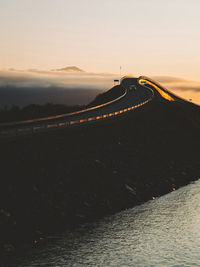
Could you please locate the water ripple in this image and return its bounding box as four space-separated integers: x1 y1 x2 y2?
22 179 200 267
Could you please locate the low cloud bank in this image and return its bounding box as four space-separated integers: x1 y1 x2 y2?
153 76 200 92
152 76 200 105
0 69 200 108
0 69 116 88
0 69 117 108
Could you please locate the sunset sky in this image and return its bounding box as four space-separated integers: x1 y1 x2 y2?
1 0 200 105
1 0 200 78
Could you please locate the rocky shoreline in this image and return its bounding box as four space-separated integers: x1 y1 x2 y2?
0 95 200 263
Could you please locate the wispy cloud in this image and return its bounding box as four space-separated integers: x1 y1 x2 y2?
152 76 200 104
0 69 118 108
1 69 200 108
0 69 117 88
152 76 187 84
152 76 200 92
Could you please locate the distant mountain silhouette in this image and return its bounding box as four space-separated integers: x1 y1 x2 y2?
52 66 85 72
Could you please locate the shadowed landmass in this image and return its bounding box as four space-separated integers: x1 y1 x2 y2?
87 85 125 107
0 86 102 109
0 85 124 124
0 79 200 263
0 103 84 124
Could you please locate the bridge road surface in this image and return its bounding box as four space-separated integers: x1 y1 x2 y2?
0 78 154 138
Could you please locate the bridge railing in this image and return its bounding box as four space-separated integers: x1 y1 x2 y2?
0 87 127 132
0 97 153 138
0 77 157 138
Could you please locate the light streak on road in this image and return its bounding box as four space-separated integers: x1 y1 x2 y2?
139 79 174 101
0 75 180 138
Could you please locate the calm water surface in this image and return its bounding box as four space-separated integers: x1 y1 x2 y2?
22 179 200 267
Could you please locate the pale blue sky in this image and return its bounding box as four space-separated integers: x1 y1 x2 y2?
1 0 200 79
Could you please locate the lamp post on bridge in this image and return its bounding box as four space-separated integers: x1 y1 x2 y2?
114 66 122 86
114 79 119 86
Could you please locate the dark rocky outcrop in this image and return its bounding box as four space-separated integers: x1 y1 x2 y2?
0 86 200 261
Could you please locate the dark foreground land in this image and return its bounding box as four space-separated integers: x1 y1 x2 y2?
0 91 200 261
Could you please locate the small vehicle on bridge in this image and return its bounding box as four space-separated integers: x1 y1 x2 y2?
129 85 136 91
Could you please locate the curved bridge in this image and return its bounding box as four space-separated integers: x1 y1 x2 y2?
0 77 176 138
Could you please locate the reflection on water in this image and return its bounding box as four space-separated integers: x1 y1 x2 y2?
22 179 200 267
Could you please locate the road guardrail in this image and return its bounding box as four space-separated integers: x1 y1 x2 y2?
0 98 153 138
0 77 155 138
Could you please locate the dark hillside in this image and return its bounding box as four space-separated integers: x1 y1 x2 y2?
0 103 85 124
0 90 200 259
88 85 125 107
0 85 123 124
